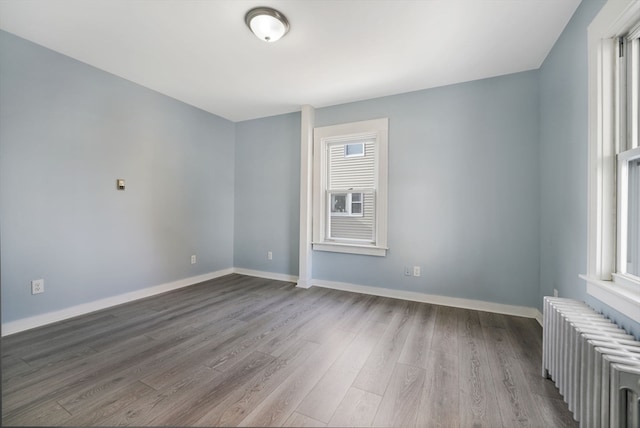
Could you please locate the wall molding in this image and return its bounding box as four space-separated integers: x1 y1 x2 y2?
233 268 298 283
534 309 543 326
311 278 543 323
298 105 315 289
2 268 544 336
295 278 313 289
1 268 234 337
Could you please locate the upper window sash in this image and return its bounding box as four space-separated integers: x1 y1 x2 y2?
618 36 640 153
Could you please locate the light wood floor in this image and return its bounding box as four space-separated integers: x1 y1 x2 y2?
2 274 577 427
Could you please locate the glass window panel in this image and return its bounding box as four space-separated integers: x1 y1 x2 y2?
331 194 347 213
628 158 640 276
345 142 364 157
327 190 375 242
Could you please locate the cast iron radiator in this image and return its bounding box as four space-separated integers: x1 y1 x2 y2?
542 297 640 427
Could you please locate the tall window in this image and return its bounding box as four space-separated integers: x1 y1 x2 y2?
585 2 640 324
616 35 640 285
312 118 388 256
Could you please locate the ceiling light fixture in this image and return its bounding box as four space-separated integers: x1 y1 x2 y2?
245 7 290 43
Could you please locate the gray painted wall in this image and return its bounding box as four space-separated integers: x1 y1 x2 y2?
311 72 541 308
539 0 640 338
234 113 300 276
0 31 235 324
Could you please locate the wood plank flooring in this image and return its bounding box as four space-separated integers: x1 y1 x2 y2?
2 274 577 427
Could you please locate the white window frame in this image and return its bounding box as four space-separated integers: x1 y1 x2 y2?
312 118 388 256
330 191 364 217
584 0 640 323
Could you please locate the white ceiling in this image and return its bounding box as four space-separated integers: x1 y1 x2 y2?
0 0 581 122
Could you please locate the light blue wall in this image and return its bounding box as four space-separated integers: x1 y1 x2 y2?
234 113 300 275
0 31 235 324
231 72 540 309
311 72 541 308
539 0 640 338
5 0 638 336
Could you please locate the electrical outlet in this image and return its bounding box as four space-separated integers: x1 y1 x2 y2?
191 255 197 264
413 266 421 277
267 251 273 260
553 288 559 297
31 279 44 295
404 266 412 276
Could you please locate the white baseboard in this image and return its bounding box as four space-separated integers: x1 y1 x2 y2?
2 268 543 336
1 268 234 337
311 279 543 321
233 267 298 283
533 309 543 326
295 278 312 289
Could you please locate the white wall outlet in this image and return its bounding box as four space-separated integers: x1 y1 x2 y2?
267 251 273 260
31 279 44 295
404 266 412 276
413 266 421 277
553 288 559 297
191 255 197 264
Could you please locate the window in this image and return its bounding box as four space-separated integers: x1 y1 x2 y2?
616 35 640 285
312 118 388 256
619 149 640 278
584 2 640 323
330 192 363 217
345 142 364 157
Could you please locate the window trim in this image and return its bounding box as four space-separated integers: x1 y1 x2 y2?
312 118 388 257
585 0 640 323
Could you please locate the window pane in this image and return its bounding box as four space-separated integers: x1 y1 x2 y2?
351 192 362 202
327 191 374 242
628 158 640 276
331 194 347 213
329 142 375 189
345 142 364 157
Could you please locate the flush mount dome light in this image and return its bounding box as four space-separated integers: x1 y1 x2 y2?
245 7 290 42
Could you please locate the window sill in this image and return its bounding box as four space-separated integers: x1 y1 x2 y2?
312 242 387 257
581 274 640 323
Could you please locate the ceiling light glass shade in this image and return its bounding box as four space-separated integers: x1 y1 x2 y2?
245 7 289 42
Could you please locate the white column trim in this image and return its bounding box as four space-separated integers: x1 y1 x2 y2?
297 105 315 289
